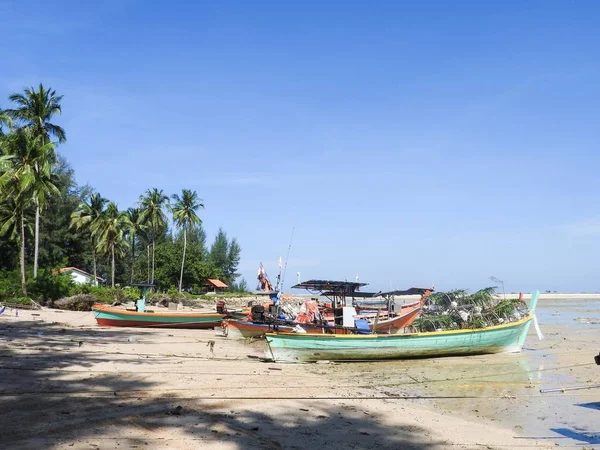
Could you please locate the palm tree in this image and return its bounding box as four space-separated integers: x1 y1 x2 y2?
70 193 108 285
92 202 130 288
171 189 204 293
6 84 66 279
0 195 32 295
0 130 58 293
6 84 66 144
124 207 144 284
138 188 169 284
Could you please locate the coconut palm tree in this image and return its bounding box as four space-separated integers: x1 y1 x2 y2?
125 207 144 284
70 193 108 285
0 130 58 291
138 188 169 284
171 189 204 293
0 195 32 295
6 84 66 144
6 84 66 278
92 202 130 288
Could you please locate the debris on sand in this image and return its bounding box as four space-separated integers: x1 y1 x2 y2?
168 405 183 416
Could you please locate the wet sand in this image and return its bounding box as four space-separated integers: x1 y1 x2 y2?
0 298 598 449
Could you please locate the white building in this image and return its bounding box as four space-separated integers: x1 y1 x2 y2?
58 267 104 286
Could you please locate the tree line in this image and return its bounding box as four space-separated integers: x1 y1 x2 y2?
0 84 244 299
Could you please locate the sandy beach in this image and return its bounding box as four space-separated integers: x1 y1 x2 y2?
0 297 598 450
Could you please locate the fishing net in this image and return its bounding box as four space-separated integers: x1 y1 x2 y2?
410 288 529 332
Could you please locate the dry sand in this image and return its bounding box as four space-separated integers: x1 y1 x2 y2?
0 299 598 450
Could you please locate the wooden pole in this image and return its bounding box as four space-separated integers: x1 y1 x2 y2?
540 384 600 393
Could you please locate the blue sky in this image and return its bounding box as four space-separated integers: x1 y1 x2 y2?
1 1 600 292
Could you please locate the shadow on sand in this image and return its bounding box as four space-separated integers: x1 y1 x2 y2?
0 320 440 449
550 427 600 445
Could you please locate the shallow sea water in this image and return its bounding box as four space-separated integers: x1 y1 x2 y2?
340 297 600 448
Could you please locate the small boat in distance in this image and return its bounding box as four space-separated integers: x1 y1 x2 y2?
92 283 243 329
264 291 541 363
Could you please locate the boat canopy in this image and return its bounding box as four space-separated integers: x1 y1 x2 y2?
292 280 367 294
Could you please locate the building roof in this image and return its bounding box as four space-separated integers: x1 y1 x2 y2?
206 279 228 288
58 267 104 281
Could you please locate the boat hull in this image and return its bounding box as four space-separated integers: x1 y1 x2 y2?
371 306 422 334
92 304 227 329
265 316 533 362
225 320 296 339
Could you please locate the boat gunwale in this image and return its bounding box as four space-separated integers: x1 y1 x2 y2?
265 315 532 339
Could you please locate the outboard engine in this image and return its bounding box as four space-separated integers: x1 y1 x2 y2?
216 301 226 314
251 305 265 322
269 304 279 317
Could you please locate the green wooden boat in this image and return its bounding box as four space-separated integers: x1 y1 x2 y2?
264 291 540 362
92 283 246 329
92 303 233 328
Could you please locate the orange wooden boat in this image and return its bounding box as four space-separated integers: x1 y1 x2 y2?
224 298 425 339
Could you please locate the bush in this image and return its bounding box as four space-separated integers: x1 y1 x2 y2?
0 270 24 300
70 285 140 303
5 296 34 306
229 278 249 293
27 270 74 304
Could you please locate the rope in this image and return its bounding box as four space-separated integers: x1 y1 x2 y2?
0 391 596 399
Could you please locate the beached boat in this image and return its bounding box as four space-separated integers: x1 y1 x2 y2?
225 304 423 339
92 304 233 328
264 291 540 362
224 281 430 339
92 283 244 329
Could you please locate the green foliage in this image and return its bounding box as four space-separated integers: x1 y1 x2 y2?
92 202 130 287
428 287 496 308
27 270 73 302
167 286 179 296
40 157 91 270
151 233 222 291
209 228 241 286
70 285 139 303
171 189 204 292
5 296 34 306
415 287 529 332
6 83 66 144
0 270 23 298
411 315 457 332
0 237 18 270
230 278 249 293
210 228 228 271
494 298 528 319
468 317 487 329
171 189 203 231
226 238 241 284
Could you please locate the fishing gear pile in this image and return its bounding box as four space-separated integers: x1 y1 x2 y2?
410 287 529 332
